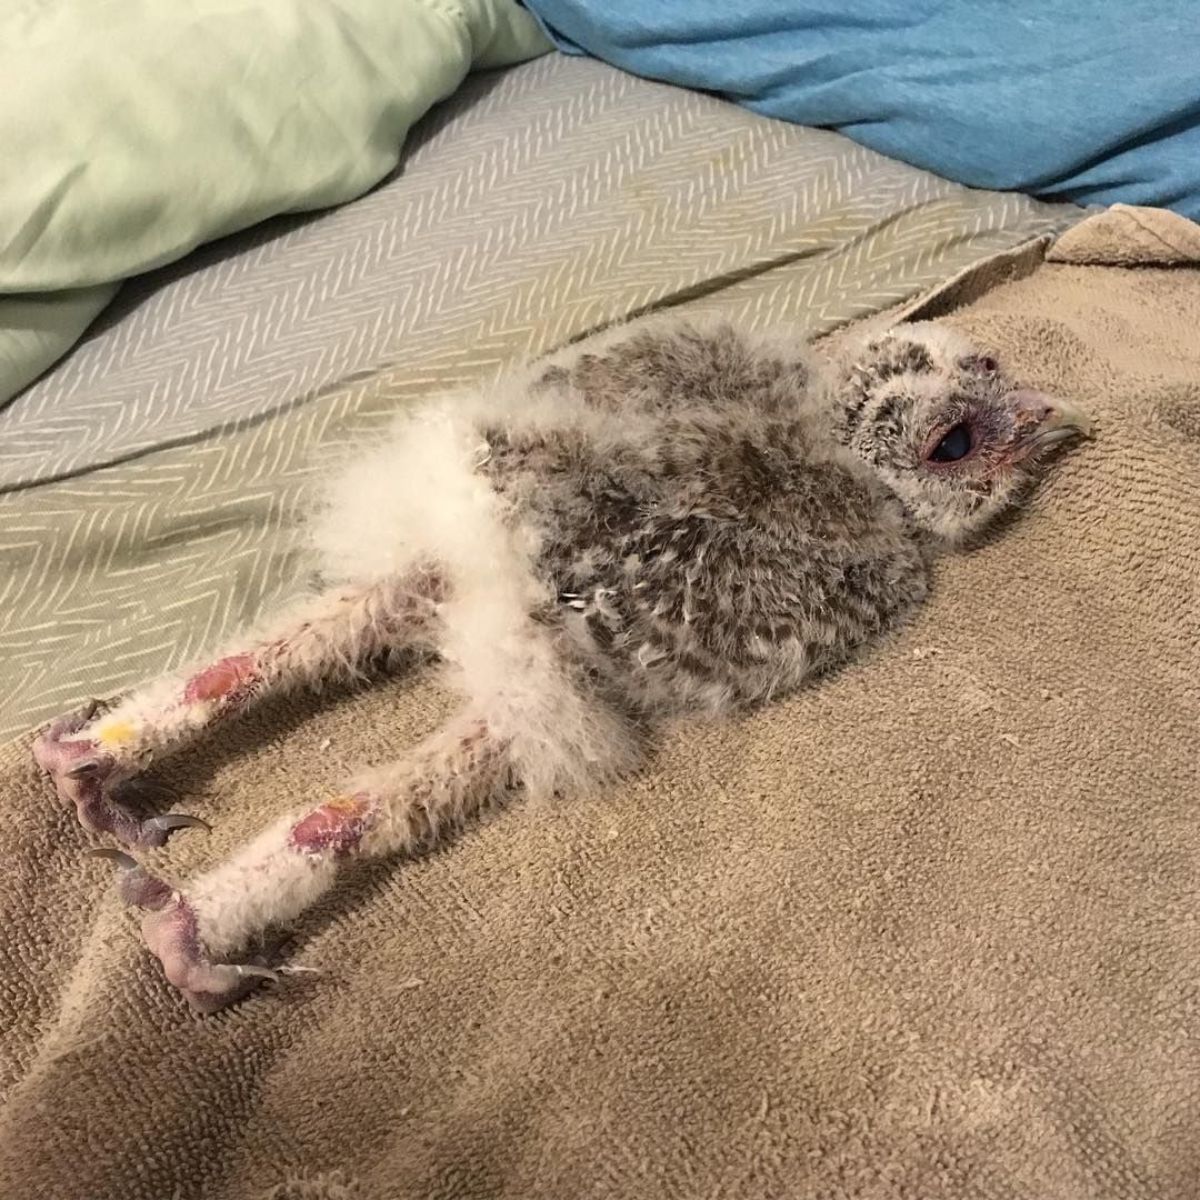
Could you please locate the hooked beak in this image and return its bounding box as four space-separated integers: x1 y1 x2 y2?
1009 389 1093 460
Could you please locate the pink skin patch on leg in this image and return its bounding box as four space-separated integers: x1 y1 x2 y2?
183 653 259 705
33 729 104 778
289 793 375 856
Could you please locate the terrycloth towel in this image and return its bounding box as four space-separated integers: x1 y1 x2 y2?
1 207 1197 1199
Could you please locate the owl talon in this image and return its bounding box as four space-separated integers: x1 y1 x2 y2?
143 812 211 837
87 846 174 905
140 895 280 1012
34 709 208 847
64 758 104 779
87 854 268 1008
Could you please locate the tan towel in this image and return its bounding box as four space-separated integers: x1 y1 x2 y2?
1047 203 1200 266
2 208 1198 1199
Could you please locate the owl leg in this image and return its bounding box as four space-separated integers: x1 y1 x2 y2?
99 709 513 1012
33 570 445 847
95 610 639 1011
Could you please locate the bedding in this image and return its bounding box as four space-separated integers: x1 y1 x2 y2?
0 0 551 405
525 0 1200 220
2 201 1198 1199
0 54 1080 741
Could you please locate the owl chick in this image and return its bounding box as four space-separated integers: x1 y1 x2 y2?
33 316 1090 1011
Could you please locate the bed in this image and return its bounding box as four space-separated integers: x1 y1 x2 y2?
4 33 1197 1200
0 52 1078 741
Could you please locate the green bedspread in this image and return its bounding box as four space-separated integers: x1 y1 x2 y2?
0 0 550 403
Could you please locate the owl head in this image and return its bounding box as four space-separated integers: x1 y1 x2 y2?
831 321 1092 543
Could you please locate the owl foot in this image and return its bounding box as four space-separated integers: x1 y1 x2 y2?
34 706 209 847
89 850 281 1013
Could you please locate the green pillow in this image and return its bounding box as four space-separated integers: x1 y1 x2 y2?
0 0 550 405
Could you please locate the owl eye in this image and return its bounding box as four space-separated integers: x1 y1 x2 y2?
928 423 973 463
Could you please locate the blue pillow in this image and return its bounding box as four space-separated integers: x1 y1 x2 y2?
525 0 1200 219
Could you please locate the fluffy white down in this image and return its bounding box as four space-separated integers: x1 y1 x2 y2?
309 383 639 803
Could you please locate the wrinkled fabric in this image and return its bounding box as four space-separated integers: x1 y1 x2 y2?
0 0 550 403
526 0 1200 218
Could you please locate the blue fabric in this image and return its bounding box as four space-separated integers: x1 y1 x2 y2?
524 1 1200 219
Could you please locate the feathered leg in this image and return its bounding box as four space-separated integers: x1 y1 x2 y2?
98 621 638 1011
102 711 512 1011
33 571 444 846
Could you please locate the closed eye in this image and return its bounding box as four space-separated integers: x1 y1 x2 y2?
928 423 973 463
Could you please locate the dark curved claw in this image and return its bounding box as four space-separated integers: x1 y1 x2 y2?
35 703 209 848
85 847 175 910
64 758 105 780
143 812 211 837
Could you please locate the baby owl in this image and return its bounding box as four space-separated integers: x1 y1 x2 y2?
33 315 1091 1011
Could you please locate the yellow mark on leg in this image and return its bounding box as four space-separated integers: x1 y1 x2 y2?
96 718 137 748
325 794 366 815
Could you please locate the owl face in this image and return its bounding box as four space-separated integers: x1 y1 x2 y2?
835 322 1092 543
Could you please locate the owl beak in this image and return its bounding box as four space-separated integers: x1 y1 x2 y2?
1009 389 1093 457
